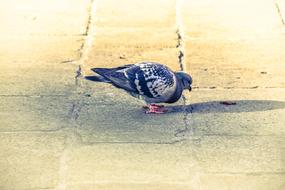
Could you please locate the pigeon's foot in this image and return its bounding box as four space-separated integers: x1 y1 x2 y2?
145 104 167 114
142 104 164 109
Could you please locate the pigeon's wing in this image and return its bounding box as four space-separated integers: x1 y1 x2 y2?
91 65 139 93
126 62 177 99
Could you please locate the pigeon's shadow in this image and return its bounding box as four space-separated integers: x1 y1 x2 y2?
167 100 285 114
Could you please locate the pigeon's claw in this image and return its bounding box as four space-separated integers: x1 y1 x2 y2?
145 104 167 114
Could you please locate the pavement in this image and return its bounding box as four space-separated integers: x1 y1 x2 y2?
0 0 284 189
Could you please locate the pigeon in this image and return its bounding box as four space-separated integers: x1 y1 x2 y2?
85 62 192 114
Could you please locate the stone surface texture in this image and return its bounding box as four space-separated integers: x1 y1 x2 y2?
0 0 284 190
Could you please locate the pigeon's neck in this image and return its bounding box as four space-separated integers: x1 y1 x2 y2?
165 79 183 103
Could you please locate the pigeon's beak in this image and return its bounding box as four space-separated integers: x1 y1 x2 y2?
188 86 192 92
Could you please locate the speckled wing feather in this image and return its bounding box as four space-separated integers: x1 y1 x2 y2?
125 62 177 100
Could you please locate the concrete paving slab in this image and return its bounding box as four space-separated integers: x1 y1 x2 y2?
184 37 285 88
91 28 177 49
0 62 78 95
95 0 176 28
85 27 179 70
180 0 283 38
0 0 90 189
63 135 284 189
85 47 179 72
198 173 285 190
0 36 83 63
0 96 74 131
180 0 285 88
0 0 90 35
65 175 285 190
0 0 88 96
84 0 180 71
184 136 285 173
0 133 65 190
65 143 199 186
182 89 285 136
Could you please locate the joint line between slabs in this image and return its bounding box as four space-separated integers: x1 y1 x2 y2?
275 1 285 26
69 0 97 128
175 0 195 137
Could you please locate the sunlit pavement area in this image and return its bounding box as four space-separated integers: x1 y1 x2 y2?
0 0 285 189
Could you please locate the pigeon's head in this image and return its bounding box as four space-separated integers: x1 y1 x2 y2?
175 71 193 91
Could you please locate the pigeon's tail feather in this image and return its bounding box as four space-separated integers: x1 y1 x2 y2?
91 68 115 75
88 68 116 83
85 75 111 83
91 65 134 76
90 67 138 93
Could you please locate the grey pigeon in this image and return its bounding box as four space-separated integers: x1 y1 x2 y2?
85 62 192 113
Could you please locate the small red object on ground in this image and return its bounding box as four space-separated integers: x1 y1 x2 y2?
220 101 237 106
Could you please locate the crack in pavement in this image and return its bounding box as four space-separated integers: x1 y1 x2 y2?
68 0 97 120
175 0 196 139
275 1 285 26
21 187 55 190
83 0 96 36
69 101 83 122
0 128 66 134
65 127 187 146
75 65 82 87
69 0 97 125
79 138 187 146
78 0 97 66
0 94 68 97
68 0 97 127
56 1 97 189
207 171 285 175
